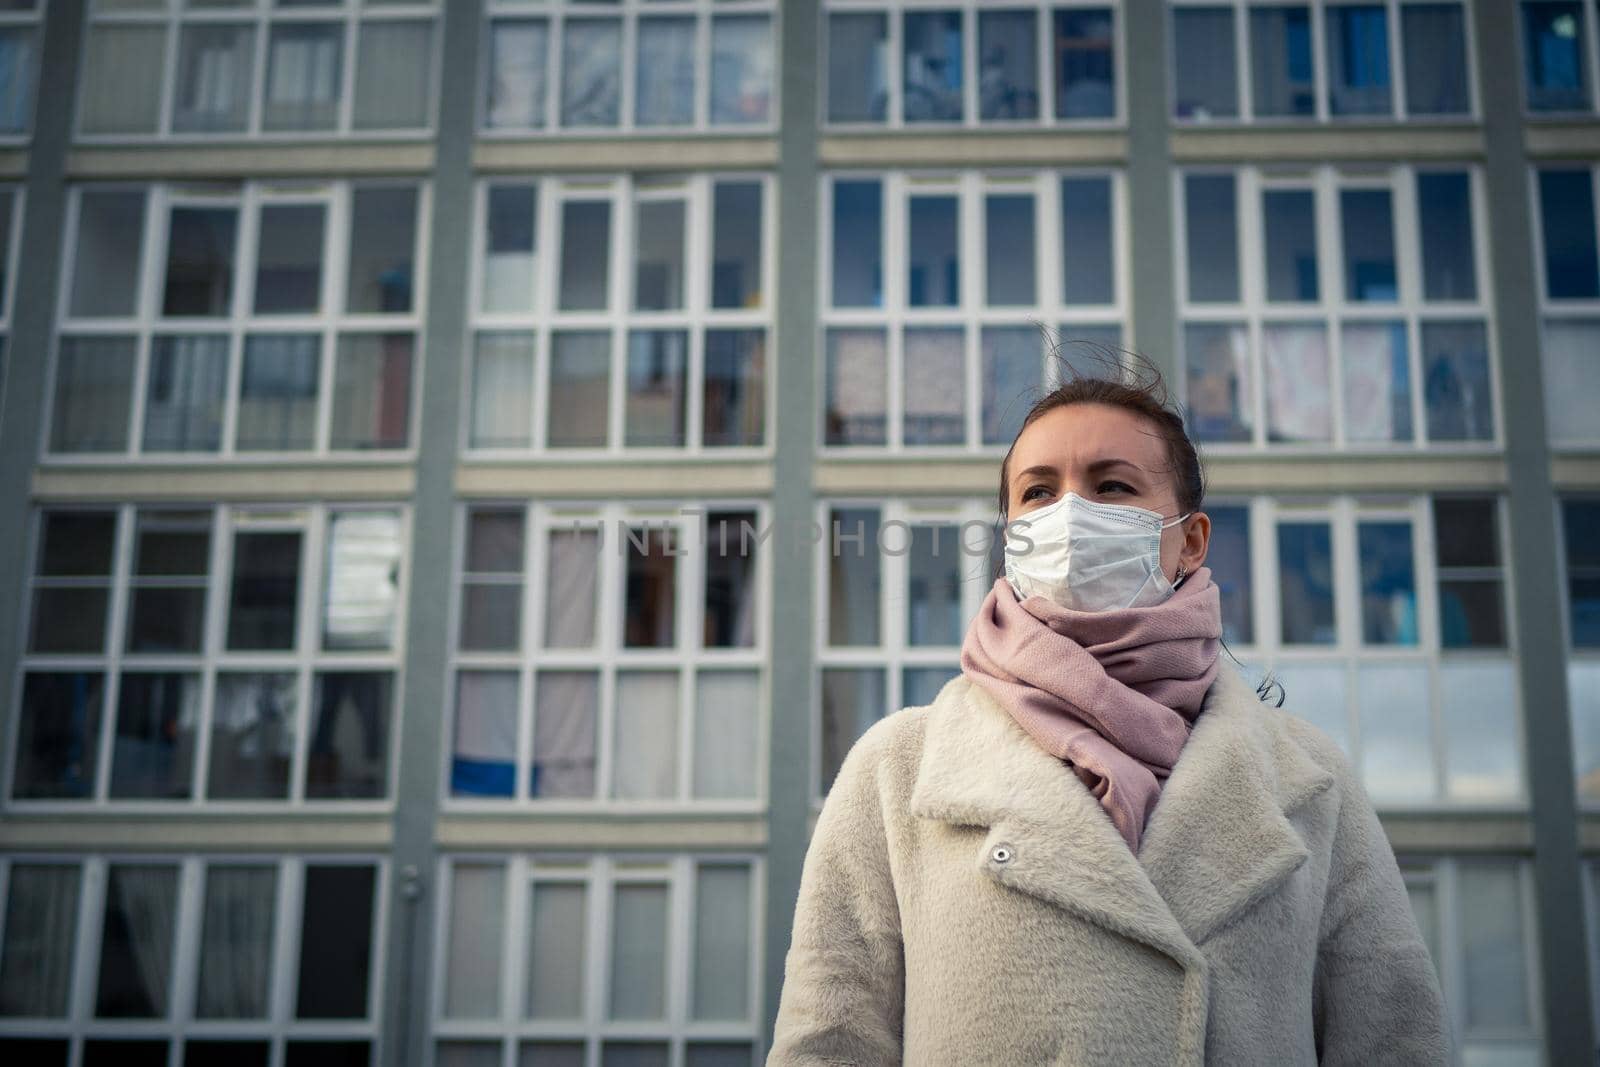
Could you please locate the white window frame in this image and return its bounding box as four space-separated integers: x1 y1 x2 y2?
1515 0 1600 117
462 173 775 457
1529 162 1600 450
821 1 1126 130
0 852 389 1060
45 179 430 463
76 0 442 142
1174 162 1502 453
817 168 1130 454
479 0 780 135
1558 494 1600 811
4 501 411 812
442 499 771 812
0 185 22 431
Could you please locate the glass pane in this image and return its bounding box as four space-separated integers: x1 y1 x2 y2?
559 201 611 310
712 182 762 309
80 26 165 134
979 10 1039 119
1459 862 1531 1027
174 24 254 133
0 865 81 1017
705 509 757 648
283 1043 370 1067
164 207 238 317
603 1047 668 1067
609 884 668 1019
1544 318 1600 444
1416 172 1476 301
904 327 965 446
1206 505 1253 645
346 186 417 313
239 334 319 451
908 195 959 308
908 524 961 645
96 865 178 1018
484 183 538 313
471 332 535 449
1183 322 1252 442
1342 322 1413 443
1325 5 1392 115
703 329 765 446
828 507 881 645
1440 661 1521 801
561 18 620 126
263 23 343 131
437 1045 499 1067
1573 662 1600 800
452 672 518 798
1357 664 1435 801
227 530 302 651
624 526 677 647
1341 188 1397 301
1564 499 1600 646
820 668 885 794
986 194 1036 304
255 204 325 314
1185 174 1239 302
548 331 610 447
305 672 392 798
322 510 402 651
144 334 228 451
694 672 759 799
1421 320 1494 441
1251 6 1315 116
711 15 773 125
527 882 586 1018
1402 5 1469 114
542 527 596 648
331 332 412 449
693 865 750 1020
1173 8 1237 118
1263 189 1318 302
486 20 548 130
533 671 598 798
445 865 505 1019
904 10 963 122
1053 8 1115 119
195 866 277 1019
71 190 147 318
825 328 887 445
1061 176 1114 304
1278 521 1336 644
353 20 431 129
626 330 686 446
109 673 200 799
1262 324 1331 442
981 325 1041 445
613 671 680 799
1273 663 1350 753
84 1041 169 1067
636 17 694 127
13 673 105 799
295 865 375 1019
51 336 135 452
1522 1 1591 111
1357 521 1417 644
1405 878 1442 970
1539 169 1599 299
209 673 296 800
39 509 116 576
686 1045 753 1067
828 12 887 122
831 180 882 307
903 666 958 708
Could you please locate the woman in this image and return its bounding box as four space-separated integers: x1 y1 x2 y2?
767 368 1447 1066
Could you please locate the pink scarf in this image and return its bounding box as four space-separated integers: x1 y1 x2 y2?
959 567 1223 853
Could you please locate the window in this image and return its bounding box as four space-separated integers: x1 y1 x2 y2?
78 0 438 137
1398 858 1543 1065
1534 166 1600 447
0 186 18 430
447 502 765 806
1177 165 1496 450
821 170 1125 450
1521 0 1599 112
0 855 383 1063
0 1 40 137
10 504 406 805
50 181 424 458
824 2 1119 126
1170 0 1473 121
433 854 762 1063
467 175 769 454
1565 498 1600 804
482 0 775 132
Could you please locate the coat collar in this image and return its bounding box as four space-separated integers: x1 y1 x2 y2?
908 665 1336 965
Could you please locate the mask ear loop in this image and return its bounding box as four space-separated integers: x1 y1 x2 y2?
1166 513 1193 588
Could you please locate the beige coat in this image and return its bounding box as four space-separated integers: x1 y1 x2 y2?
767 665 1448 1066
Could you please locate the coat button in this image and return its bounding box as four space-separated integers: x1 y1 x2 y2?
990 843 1014 864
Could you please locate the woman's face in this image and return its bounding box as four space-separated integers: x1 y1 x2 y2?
1005 402 1211 582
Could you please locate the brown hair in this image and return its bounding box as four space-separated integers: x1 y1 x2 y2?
996 344 1206 523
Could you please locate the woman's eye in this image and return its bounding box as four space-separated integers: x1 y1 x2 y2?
1098 480 1135 494
1021 485 1049 502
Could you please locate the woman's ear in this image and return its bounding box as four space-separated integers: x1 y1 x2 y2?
1179 511 1210 577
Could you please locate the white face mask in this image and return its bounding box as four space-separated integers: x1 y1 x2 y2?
1003 492 1190 613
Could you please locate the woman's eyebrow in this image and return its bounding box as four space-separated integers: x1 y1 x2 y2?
1085 458 1147 478
1014 464 1058 482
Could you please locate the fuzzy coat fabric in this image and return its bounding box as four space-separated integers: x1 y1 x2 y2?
767 665 1448 1066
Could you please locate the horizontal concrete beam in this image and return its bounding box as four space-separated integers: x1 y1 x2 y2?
33 463 416 501
435 814 768 850
820 131 1127 168
68 142 435 179
0 814 394 852
475 137 777 173
456 460 774 497
1171 125 1484 162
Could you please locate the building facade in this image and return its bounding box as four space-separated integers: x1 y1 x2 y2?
0 1 1595 1064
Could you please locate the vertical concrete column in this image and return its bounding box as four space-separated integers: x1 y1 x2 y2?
1472 0 1595 1060
1122 0 1178 380
0 0 84 759
763 0 821 1047
381 1 482 1063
